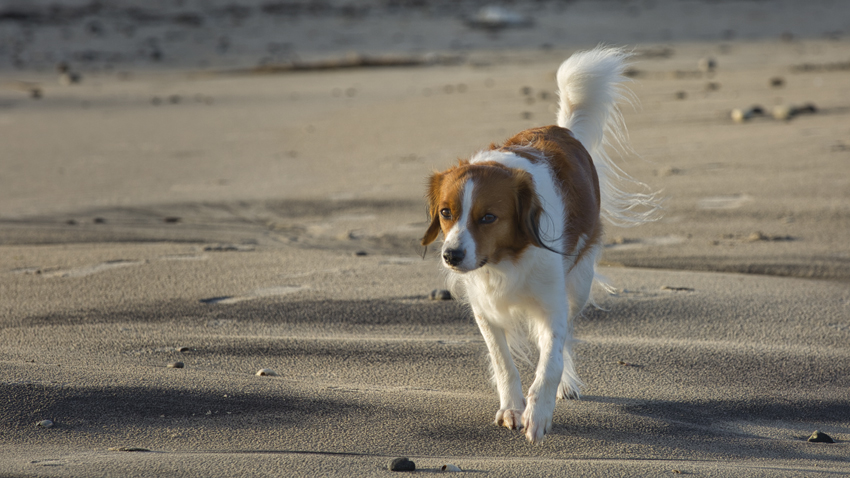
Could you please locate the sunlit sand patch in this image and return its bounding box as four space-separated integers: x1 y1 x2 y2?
158 254 208 261
42 260 145 278
379 257 417 264
200 285 305 304
697 194 752 210
605 235 687 251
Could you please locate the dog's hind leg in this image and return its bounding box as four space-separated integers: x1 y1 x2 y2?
474 314 526 431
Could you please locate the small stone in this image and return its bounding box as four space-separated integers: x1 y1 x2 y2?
167 362 184 368
108 447 151 452
37 419 54 428
429 289 452 301
256 368 278 376
661 285 695 292
656 165 680 177
746 231 768 242
732 105 765 123
697 57 716 73
772 104 793 120
807 430 834 443
163 216 181 223
389 457 415 472
178 347 191 353
623 67 641 78
442 463 462 472
354 251 368 256
93 217 106 224
58 71 82 85
731 108 746 123
796 103 817 115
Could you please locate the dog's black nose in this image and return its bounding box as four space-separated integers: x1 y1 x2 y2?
443 249 466 266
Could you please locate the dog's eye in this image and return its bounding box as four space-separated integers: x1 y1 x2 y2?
480 214 497 224
439 208 452 220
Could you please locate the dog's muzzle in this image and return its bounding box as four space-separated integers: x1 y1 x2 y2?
442 248 466 267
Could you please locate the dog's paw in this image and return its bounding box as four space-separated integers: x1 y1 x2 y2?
556 382 580 400
522 397 554 444
494 409 524 430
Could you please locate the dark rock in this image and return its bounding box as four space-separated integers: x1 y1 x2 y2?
167 362 184 369
807 430 834 443
429 289 452 301
388 457 415 472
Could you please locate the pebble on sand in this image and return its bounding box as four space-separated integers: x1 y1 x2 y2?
772 105 793 121
441 463 462 472
731 105 765 123
58 71 82 85
389 457 416 472
807 430 835 443
37 419 54 428
697 57 716 73
108 447 151 452
772 103 818 121
256 368 278 376
429 289 452 301
167 362 184 368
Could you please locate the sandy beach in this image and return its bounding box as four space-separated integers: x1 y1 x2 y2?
1 1 849 476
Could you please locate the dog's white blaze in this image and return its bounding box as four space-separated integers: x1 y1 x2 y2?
442 179 478 271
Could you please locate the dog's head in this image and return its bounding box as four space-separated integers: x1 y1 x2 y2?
421 161 548 272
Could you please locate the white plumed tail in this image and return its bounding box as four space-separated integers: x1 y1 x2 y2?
557 46 662 227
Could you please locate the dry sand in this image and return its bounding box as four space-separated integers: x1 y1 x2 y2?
1 1 849 476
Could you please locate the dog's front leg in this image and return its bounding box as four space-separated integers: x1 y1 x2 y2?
474 314 525 430
522 314 567 444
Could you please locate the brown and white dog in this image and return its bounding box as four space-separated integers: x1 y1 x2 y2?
421 47 660 443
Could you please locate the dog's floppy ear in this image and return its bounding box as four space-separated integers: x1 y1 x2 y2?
515 171 546 250
421 172 444 246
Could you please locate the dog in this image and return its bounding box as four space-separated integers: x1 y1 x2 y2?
420 46 660 443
